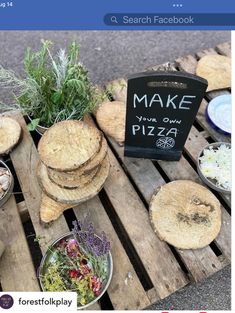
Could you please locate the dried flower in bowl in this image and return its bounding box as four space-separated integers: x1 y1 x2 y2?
38 219 112 309
0 160 14 207
0 167 11 199
198 143 231 192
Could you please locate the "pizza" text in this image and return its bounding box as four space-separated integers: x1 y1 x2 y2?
132 125 178 137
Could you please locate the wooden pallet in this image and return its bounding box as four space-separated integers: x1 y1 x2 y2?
0 42 231 310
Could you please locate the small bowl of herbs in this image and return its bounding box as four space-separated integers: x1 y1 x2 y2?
38 220 113 309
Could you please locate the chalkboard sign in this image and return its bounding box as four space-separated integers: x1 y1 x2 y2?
124 71 208 161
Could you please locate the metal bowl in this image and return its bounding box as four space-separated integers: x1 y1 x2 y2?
0 160 14 207
38 231 113 310
197 142 231 194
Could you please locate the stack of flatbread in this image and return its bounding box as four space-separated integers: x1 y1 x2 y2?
37 120 110 223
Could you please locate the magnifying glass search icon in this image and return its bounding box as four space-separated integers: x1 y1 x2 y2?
111 16 118 23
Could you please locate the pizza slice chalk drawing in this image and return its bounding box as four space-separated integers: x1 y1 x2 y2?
156 137 175 150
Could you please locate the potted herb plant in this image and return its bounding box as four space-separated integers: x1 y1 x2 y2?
0 40 104 134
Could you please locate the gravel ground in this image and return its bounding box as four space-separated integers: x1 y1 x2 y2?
147 265 231 310
0 30 231 310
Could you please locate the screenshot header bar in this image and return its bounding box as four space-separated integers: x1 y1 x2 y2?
0 0 235 29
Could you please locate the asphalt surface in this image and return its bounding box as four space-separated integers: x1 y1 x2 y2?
0 30 231 310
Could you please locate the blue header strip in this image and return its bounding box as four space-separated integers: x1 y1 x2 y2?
0 0 235 30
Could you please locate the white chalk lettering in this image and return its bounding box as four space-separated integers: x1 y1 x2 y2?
157 127 165 136
179 95 195 110
149 94 164 108
132 125 140 135
134 94 147 108
148 126 155 136
131 125 179 137
163 117 182 124
136 116 158 123
133 93 195 109
166 95 178 109
167 128 178 137
142 125 146 135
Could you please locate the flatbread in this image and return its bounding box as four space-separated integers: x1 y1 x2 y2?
196 55 231 92
149 180 221 249
38 120 102 171
96 101 126 145
0 116 21 155
48 165 99 189
40 192 72 223
37 155 110 204
48 135 108 179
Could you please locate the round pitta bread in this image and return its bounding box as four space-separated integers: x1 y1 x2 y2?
96 101 126 145
0 117 21 155
48 135 107 179
149 180 221 249
38 120 102 171
196 55 231 92
48 165 99 189
37 155 110 204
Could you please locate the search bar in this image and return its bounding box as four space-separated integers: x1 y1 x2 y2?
104 14 235 26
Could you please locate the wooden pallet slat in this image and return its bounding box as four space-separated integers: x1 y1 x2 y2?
17 200 30 222
0 196 39 291
7 112 70 254
104 149 188 298
73 196 151 310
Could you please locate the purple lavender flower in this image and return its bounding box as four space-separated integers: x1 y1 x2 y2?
87 223 94 234
78 231 88 244
71 219 111 256
103 241 111 255
72 220 81 235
